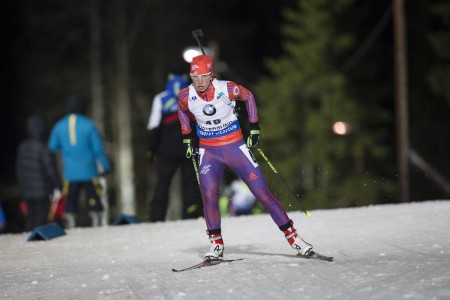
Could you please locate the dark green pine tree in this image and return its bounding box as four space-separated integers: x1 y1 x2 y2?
255 0 394 210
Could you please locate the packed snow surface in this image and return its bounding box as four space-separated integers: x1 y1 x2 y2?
1 200 449 300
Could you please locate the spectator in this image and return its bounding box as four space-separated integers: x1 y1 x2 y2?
147 72 202 221
48 95 110 228
16 115 61 231
222 178 257 216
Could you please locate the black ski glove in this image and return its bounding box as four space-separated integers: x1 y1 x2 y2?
246 122 260 148
183 132 198 158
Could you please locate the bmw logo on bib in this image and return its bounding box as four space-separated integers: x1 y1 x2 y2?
203 104 216 116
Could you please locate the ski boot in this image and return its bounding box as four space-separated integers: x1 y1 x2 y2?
205 230 224 260
281 220 313 256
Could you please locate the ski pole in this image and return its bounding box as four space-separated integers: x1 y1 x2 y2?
192 29 206 55
190 153 208 208
256 147 311 217
191 155 201 185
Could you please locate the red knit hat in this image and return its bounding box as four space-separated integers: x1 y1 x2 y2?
190 55 214 76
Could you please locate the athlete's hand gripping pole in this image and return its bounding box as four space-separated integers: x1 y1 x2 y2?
246 122 260 148
183 133 198 159
256 147 311 217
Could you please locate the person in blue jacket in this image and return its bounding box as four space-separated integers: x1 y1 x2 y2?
48 95 111 228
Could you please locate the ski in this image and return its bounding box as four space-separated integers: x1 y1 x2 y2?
172 251 331 272
172 258 243 273
298 250 334 262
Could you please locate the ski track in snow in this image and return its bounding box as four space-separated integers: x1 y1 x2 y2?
1 200 449 300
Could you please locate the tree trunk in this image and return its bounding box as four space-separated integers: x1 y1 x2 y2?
90 0 104 133
89 0 109 224
113 0 135 215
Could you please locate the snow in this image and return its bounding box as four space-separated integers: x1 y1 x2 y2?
1 200 450 300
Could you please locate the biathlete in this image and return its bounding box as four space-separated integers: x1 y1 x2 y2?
177 54 313 260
